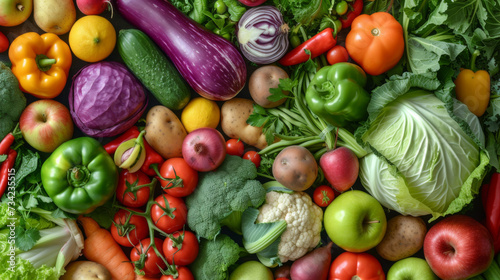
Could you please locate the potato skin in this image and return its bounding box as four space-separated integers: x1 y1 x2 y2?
61 261 111 280
249 65 289 108
221 98 268 150
272 145 318 191
376 215 427 261
145 105 187 159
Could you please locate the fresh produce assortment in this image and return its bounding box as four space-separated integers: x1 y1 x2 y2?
0 0 499 280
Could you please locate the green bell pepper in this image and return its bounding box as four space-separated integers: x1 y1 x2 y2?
41 137 118 214
305 62 370 127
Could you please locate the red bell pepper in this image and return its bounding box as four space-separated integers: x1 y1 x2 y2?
104 126 141 154
339 0 363 29
140 139 165 176
0 149 17 199
329 251 385 280
482 172 500 253
278 28 337 66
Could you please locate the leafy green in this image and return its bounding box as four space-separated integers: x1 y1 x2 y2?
15 227 40 251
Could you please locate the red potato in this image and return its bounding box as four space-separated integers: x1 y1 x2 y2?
290 242 333 280
272 145 318 191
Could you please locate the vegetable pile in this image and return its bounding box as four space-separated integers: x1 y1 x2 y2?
0 0 499 279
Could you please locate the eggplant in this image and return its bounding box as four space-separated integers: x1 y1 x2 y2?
116 0 247 101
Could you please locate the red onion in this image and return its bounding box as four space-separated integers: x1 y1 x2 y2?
237 6 289 64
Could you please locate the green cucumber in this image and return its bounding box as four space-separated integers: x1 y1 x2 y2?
118 29 191 110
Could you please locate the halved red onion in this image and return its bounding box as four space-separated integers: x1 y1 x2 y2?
237 6 289 64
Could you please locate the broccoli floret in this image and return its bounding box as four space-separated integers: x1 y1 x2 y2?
189 234 243 280
186 155 266 240
0 61 26 139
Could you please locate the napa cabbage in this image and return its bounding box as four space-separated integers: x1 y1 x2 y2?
356 72 490 221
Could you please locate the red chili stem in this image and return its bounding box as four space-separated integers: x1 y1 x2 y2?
104 126 141 154
340 0 363 29
279 28 337 66
0 149 17 199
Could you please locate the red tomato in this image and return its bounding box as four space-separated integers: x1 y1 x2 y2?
130 238 167 277
151 194 188 233
313 185 336 207
163 230 199 266
276 278 291 280
329 251 385 280
159 158 198 197
116 169 151 208
160 266 194 280
226 138 245 156
0 32 8 53
243 151 261 168
110 208 149 247
326 45 349 65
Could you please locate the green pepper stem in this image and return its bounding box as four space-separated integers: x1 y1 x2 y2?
470 50 480 72
38 58 56 67
67 166 90 188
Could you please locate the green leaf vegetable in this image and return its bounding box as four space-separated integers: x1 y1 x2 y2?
189 233 245 280
356 72 490 221
0 207 84 280
0 62 26 140
185 155 267 240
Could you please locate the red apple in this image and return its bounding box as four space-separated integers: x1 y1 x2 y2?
319 147 359 192
423 215 494 280
0 0 32 26
19 99 74 153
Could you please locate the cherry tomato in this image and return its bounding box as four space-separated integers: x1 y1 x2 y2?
110 208 149 247
335 1 348 15
151 194 188 233
0 32 8 53
326 45 350 65
313 185 335 207
163 230 199 266
159 158 198 197
130 238 166 277
116 169 151 208
160 266 194 280
243 151 261 168
226 138 245 157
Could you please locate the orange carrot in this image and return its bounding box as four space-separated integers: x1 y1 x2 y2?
78 216 136 280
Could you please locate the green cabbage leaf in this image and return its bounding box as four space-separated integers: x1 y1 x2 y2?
356 72 490 221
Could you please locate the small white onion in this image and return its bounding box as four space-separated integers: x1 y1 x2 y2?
237 6 289 64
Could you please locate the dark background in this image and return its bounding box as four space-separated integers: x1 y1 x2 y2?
0 0 489 277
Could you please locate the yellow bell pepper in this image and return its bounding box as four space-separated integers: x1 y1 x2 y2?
454 50 491 117
8 32 72 99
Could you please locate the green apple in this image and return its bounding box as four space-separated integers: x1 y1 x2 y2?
229 261 273 280
387 257 439 280
324 190 387 252
0 0 32 26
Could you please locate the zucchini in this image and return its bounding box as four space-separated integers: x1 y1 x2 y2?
117 29 191 110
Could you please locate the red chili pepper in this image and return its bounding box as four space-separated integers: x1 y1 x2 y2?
0 149 17 199
140 139 165 176
340 0 363 29
103 126 141 154
278 28 337 66
483 172 500 253
0 133 15 156
0 31 8 53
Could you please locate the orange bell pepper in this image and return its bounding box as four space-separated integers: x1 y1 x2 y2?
454 50 491 117
345 12 404 76
8 32 72 99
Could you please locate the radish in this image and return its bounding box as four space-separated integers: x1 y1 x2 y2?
76 0 112 16
290 242 333 280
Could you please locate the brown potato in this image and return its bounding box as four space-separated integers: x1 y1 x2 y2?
61 261 111 280
272 145 318 191
144 105 187 159
221 98 269 150
376 215 427 261
249 65 289 108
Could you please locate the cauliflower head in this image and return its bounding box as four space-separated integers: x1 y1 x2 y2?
257 191 323 263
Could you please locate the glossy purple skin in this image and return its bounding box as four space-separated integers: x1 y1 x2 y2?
116 0 247 101
69 61 148 137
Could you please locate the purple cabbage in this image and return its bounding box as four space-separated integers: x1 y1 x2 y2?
69 61 148 137
116 0 247 101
